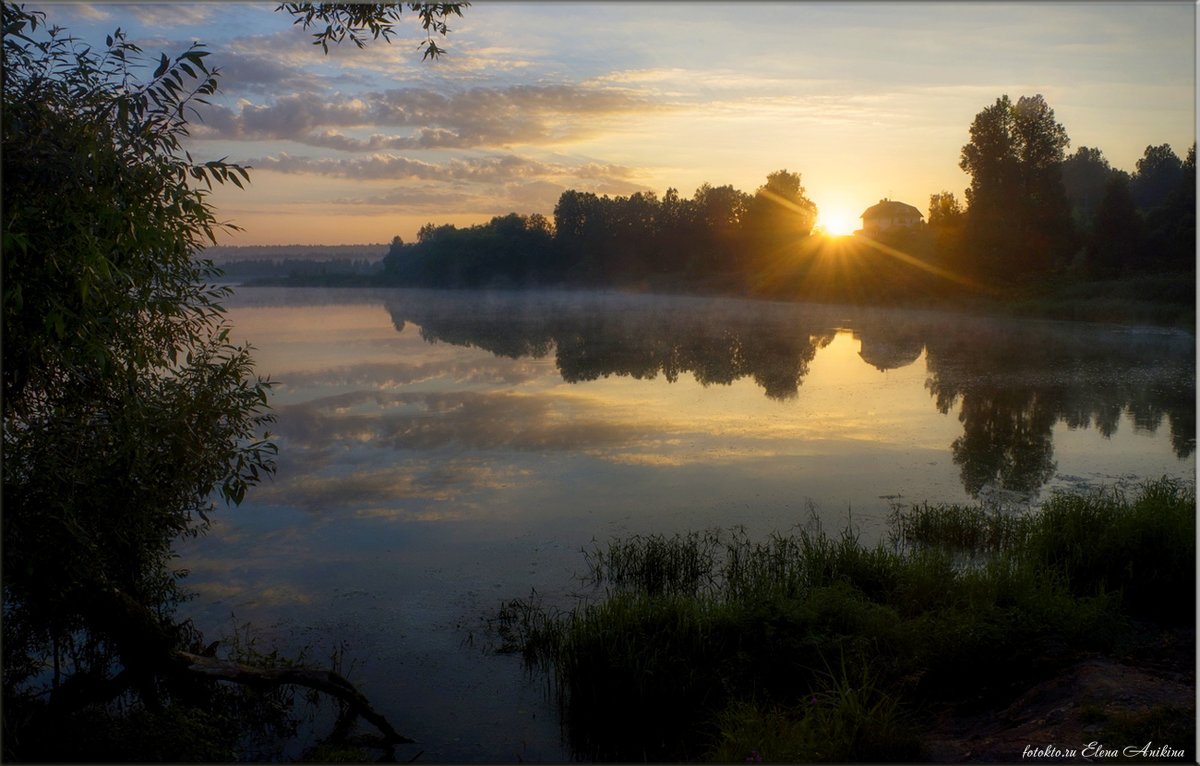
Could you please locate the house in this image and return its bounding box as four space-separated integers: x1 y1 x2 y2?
860 199 923 234
853 328 924 372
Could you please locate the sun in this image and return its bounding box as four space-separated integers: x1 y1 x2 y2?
817 209 859 237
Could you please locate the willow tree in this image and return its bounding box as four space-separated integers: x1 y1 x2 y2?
1 6 418 759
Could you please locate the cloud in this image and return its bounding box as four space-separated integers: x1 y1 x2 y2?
274 389 645 455
241 150 651 210
243 151 638 186
121 4 216 28
330 187 479 208
242 386 674 520
209 50 314 95
242 151 531 181
192 83 668 150
69 4 111 21
274 358 545 391
241 151 430 179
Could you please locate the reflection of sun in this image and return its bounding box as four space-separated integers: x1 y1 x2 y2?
817 209 859 237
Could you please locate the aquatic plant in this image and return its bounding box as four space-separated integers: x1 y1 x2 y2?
494 479 1195 761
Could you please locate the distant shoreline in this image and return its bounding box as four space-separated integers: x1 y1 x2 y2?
203 243 389 262
222 272 1196 333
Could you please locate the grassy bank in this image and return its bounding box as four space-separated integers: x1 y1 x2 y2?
999 272 1196 331
494 480 1196 762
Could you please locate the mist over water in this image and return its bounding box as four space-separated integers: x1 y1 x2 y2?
176 287 1194 761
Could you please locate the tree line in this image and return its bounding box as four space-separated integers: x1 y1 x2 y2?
382 170 817 292
931 94 1194 283
218 257 383 284
379 94 1194 301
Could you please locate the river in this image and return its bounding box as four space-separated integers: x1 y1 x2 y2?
175 287 1195 761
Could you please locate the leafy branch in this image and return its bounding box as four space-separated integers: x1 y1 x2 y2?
277 2 469 57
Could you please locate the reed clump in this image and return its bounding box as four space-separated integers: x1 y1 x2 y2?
494 479 1195 762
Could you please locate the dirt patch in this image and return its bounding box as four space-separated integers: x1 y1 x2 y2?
923 630 1195 763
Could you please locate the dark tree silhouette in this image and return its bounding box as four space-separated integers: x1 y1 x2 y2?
1061 146 1121 229
960 94 1075 280
2 4 453 759
1139 143 1195 273
1131 143 1184 212
1086 173 1142 277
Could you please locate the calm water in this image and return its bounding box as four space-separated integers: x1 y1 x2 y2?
176 287 1195 761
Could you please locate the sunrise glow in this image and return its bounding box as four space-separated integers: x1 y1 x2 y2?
817 210 860 237
24 3 1195 249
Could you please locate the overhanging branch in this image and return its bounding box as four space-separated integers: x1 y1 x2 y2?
173 650 415 745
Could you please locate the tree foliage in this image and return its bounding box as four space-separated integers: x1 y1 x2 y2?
1061 146 1120 229
1086 174 1142 278
386 212 556 286
278 2 468 57
383 172 819 291
959 94 1075 279
927 191 964 228
1 2 467 759
1138 142 1195 273
1131 143 1184 212
2 5 279 756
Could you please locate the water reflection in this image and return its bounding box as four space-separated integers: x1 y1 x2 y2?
382 290 1194 499
923 321 1195 497
190 288 1194 761
387 291 842 401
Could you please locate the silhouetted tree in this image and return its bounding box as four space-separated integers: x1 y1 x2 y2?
655 187 698 275
1061 146 1120 229
1140 143 1195 273
384 213 555 287
552 189 608 282
608 190 661 281
743 170 818 281
3 3 470 760
927 191 965 228
1086 173 1142 277
690 183 752 276
960 96 1020 277
1131 143 1184 212
924 191 966 271
745 170 818 238
960 94 1075 280
2 8 283 758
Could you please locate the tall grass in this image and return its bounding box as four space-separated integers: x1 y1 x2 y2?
709 657 922 763
494 479 1195 762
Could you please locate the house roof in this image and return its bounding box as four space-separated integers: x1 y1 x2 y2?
860 199 923 220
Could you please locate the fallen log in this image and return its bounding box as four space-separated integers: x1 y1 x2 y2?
173 650 414 745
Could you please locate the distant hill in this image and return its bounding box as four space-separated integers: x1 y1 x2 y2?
202 244 389 263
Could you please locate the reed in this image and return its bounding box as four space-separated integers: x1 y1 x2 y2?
709 656 922 763
494 479 1195 761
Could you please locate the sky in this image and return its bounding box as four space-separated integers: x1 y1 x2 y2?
27 2 1199 245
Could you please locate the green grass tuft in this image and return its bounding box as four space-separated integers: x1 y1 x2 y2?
495 479 1195 761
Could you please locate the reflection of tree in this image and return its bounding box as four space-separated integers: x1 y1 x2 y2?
941 388 1058 497
381 292 1195 498
924 319 1195 498
384 293 836 401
